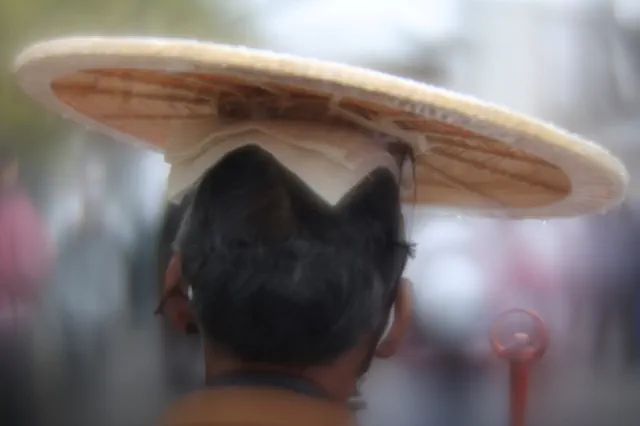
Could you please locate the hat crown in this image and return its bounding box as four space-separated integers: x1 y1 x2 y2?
167 120 401 206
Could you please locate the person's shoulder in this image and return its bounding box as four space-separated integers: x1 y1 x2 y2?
158 390 216 426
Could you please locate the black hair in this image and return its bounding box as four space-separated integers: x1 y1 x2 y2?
171 144 411 366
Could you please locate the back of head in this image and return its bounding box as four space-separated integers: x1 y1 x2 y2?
175 144 410 367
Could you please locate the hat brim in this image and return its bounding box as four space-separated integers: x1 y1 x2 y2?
14 37 627 218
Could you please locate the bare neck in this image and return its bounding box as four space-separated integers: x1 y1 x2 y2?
203 345 368 403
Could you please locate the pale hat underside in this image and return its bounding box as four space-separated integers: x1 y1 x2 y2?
14 37 628 218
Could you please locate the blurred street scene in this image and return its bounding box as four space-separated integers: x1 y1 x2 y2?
2 0 640 425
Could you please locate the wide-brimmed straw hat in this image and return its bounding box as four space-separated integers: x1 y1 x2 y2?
14 36 627 218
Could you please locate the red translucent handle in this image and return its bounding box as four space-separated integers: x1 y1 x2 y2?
509 361 529 426
490 309 549 426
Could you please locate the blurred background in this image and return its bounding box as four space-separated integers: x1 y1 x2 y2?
1 0 640 425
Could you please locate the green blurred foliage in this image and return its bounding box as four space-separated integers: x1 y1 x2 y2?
0 0 254 161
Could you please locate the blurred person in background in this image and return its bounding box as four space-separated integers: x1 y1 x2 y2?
358 352 423 426
590 205 640 370
500 222 562 317
126 151 170 326
0 140 53 425
555 218 594 359
400 218 501 426
48 158 133 425
497 221 567 368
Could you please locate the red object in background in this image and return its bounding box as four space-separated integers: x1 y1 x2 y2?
0 188 53 326
504 225 560 295
491 308 549 426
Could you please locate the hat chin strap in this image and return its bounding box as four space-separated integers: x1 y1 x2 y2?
165 120 400 205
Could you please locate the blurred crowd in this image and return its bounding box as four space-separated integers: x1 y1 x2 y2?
0 135 171 426
361 211 640 426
